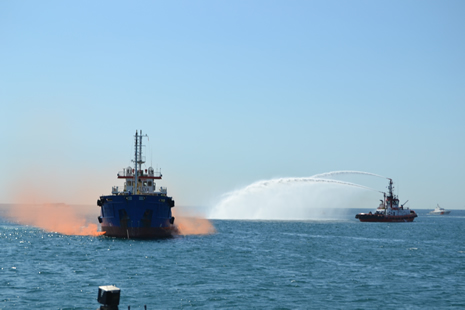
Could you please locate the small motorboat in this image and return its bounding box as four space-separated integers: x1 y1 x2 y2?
429 204 451 215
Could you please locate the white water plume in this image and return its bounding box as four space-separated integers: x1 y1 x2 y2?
311 170 386 179
209 172 384 220
234 177 378 193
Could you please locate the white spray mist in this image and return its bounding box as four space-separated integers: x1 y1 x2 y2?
209 171 385 220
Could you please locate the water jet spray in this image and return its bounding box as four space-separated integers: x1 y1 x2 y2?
210 171 385 220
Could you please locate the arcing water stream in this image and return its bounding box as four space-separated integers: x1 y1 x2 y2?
209 171 386 220
310 170 386 179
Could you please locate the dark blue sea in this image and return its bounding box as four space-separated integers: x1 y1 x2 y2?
1 209 464 309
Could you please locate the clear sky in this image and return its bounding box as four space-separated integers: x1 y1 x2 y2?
1 1 464 213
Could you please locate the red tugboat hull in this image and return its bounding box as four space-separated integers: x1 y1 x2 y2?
355 212 417 222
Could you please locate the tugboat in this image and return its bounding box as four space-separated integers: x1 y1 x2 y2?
97 130 176 238
429 204 451 215
355 179 417 222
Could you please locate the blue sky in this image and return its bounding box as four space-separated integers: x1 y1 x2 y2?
1 1 464 212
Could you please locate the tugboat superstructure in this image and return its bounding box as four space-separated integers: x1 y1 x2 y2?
355 179 417 222
97 130 176 238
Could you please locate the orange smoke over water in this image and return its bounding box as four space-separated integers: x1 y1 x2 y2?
5 203 215 237
172 209 216 236
6 203 104 237
5 177 105 237
5 178 213 237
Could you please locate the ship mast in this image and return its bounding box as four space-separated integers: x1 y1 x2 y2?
134 130 138 192
133 130 148 194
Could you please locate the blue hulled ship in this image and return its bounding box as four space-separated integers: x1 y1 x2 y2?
97 130 176 238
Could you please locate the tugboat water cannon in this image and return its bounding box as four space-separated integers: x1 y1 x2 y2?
355 178 417 222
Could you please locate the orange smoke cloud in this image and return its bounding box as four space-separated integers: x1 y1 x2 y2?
5 177 104 237
172 208 216 235
5 203 104 237
5 174 213 237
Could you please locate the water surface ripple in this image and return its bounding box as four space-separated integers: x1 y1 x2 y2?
1 210 464 309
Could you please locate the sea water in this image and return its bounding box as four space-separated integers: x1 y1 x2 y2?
1 209 464 309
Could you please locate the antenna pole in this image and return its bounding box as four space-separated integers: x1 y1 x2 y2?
134 130 139 194
139 130 143 173
132 130 148 195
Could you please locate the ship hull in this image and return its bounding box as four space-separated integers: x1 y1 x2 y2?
355 213 417 222
98 194 176 239
101 226 176 239
429 211 451 215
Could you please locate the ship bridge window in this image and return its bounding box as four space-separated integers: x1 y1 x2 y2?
148 181 152 187
127 181 132 186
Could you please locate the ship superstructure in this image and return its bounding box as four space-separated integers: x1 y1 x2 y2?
97 130 176 238
355 179 417 222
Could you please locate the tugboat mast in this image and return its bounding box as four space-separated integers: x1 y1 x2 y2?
386 178 396 209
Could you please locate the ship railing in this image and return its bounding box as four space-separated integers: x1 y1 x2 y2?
118 170 162 178
148 171 162 177
142 169 162 177
141 186 155 194
117 171 132 177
